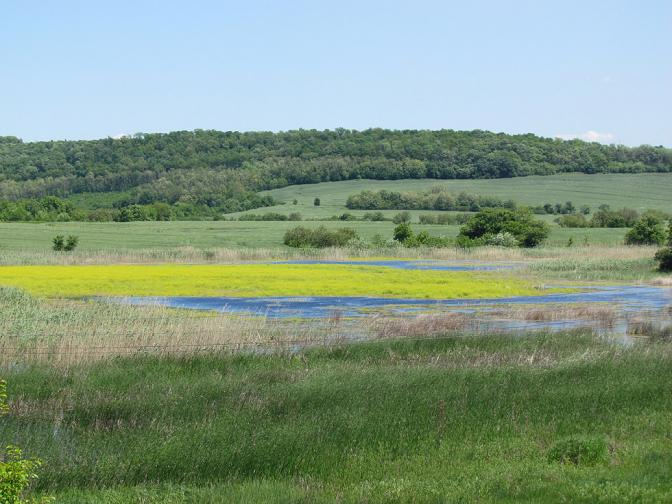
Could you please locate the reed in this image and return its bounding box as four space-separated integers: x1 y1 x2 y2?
0 244 658 266
2 330 671 503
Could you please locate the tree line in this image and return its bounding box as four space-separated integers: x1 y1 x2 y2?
346 188 515 211
0 129 670 214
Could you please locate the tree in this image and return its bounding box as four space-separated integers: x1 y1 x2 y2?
458 208 549 247
52 235 78 252
52 235 65 251
624 215 666 245
64 235 79 251
654 221 672 271
313 198 320 206
393 222 413 243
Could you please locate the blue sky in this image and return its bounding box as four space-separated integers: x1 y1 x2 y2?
1 0 670 145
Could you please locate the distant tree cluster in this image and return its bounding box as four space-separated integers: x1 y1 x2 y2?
1 129 670 220
237 212 301 221
346 188 515 212
555 205 649 228
0 195 276 222
533 201 589 215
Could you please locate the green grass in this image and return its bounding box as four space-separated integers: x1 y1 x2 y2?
256 173 672 218
0 220 627 251
3 332 672 503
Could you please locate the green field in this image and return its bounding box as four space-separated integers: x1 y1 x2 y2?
0 220 627 251
3 331 671 503
252 173 672 219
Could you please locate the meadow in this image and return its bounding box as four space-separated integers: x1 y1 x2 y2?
2 331 671 503
0 219 627 252
255 173 672 218
1 173 671 502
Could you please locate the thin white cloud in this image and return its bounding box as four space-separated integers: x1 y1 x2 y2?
556 131 616 144
111 133 129 140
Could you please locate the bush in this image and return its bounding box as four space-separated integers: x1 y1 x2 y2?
393 223 413 243
547 437 608 466
51 235 65 251
655 248 672 272
590 205 639 228
283 226 358 248
556 214 589 228
313 198 320 206
458 208 549 248
362 211 386 221
0 380 52 504
392 211 411 224
64 235 78 252
52 235 78 252
625 215 667 245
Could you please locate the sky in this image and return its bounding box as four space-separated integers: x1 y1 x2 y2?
1 0 670 146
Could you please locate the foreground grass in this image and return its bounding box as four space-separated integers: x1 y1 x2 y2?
0 264 545 298
2 332 671 502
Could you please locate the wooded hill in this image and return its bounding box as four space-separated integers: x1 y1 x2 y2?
0 129 670 217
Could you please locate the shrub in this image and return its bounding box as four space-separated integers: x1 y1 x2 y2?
52 235 78 252
392 211 411 224
51 235 65 251
393 223 413 243
283 226 358 248
0 380 52 504
547 437 608 466
655 248 672 272
288 212 302 221
114 205 149 222
458 208 549 248
556 214 589 228
362 211 386 221
624 215 666 245
313 198 320 206
590 205 639 228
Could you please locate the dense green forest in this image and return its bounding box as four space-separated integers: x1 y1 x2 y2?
0 129 670 220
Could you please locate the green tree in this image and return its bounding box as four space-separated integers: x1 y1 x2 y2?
458 208 549 247
51 235 65 251
393 222 413 243
313 198 320 207
624 215 666 245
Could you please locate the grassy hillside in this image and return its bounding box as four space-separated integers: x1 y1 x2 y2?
0 220 627 251
1 129 670 221
253 173 672 219
3 332 671 503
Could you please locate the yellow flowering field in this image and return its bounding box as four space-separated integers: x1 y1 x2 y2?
0 264 550 299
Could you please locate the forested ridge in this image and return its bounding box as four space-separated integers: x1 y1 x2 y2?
0 129 670 219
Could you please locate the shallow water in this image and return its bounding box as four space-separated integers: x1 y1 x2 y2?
108 259 672 336
118 285 671 319
271 259 516 271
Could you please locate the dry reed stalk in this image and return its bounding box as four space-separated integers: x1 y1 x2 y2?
506 305 617 324
650 276 672 287
366 313 469 340
0 244 658 266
